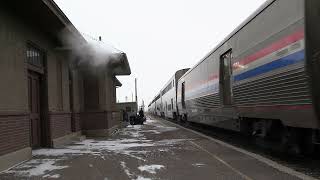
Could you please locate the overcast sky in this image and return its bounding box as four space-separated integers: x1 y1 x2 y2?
54 0 267 107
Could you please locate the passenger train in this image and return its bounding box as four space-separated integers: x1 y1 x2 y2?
148 69 189 118
148 0 320 154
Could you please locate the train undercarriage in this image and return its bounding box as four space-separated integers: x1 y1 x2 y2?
175 113 319 156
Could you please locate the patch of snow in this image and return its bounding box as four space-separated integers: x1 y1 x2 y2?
138 165 164 174
122 131 144 138
33 148 94 157
139 130 161 134
155 126 178 132
136 176 152 180
192 163 206 167
7 159 68 177
158 149 170 152
4 117 187 178
127 125 143 129
157 139 191 145
144 119 157 124
120 161 134 178
43 174 61 178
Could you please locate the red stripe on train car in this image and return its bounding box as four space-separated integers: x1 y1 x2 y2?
233 29 304 70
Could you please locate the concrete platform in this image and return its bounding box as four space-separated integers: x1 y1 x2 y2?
0 116 315 180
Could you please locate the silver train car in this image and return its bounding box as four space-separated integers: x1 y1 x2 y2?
149 69 189 119
154 93 161 116
159 69 190 119
173 0 319 153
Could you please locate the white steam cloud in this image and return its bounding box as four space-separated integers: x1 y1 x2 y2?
58 26 124 69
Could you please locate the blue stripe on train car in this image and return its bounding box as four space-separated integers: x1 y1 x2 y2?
234 50 305 82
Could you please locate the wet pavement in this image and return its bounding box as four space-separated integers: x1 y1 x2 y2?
0 116 312 180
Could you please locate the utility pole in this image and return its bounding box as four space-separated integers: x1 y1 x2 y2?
142 99 145 111
132 92 133 102
135 78 138 111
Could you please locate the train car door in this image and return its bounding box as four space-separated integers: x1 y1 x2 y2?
181 82 186 109
171 98 174 110
305 0 320 120
220 50 233 106
165 101 168 115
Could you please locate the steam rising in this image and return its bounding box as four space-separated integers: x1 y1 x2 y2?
58 27 124 70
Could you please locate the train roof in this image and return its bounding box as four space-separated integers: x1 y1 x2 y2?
149 68 190 105
160 69 188 91
179 0 276 80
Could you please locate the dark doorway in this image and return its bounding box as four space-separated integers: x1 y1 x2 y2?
181 82 186 109
28 71 42 148
220 50 233 106
27 43 49 148
83 72 99 111
69 70 75 132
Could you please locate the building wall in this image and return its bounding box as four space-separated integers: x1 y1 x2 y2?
79 69 122 132
70 69 84 132
0 113 29 157
71 69 84 113
47 53 72 139
47 53 70 112
49 112 72 139
0 7 72 155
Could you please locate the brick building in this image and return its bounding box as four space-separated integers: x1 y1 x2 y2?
0 0 130 171
71 52 131 137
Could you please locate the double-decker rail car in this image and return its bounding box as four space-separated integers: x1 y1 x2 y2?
148 98 156 115
154 93 162 116
149 69 189 118
177 0 320 153
149 97 157 116
147 102 153 114
160 69 190 119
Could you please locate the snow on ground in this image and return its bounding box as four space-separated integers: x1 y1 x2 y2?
6 159 68 178
2 119 186 179
136 176 152 180
43 174 61 178
192 163 206 167
120 161 134 179
32 148 96 156
138 165 165 174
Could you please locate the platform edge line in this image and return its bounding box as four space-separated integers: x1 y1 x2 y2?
189 141 253 180
160 118 318 180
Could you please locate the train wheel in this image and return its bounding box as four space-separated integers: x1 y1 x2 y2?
280 127 301 155
173 113 177 121
182 114 187 122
